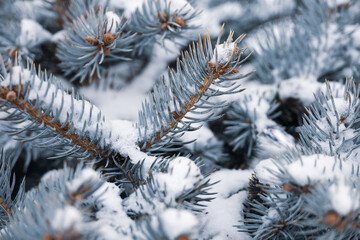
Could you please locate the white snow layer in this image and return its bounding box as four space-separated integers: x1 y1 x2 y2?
210 169 252 198
326 0 349 8
254 154 355 186
160 208 199 239
18 19 51 47
201 169 252 239
105 11 121 34
277 76 325 105
194 0 295 36
66 168 100 192
211 42 237 65
123 156 203 214
41 167 134 239
91 182 135 239
329 179 360 216
204 191 251 240
51 206 83 231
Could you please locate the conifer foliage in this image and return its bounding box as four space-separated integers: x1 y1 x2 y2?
0 0 360 239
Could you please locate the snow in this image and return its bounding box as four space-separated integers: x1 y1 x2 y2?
159 208 199 240
51 205 82 231
18 19 51 47
261 207 282 227
66 168 100 192
194 0 294 36
193 1 244 35
105 11 121 34
2 0 360 239
254 154 355 186
180 125 217 152
123 156 203 214
277 76 325 105
211 42 237 65
326 0 349 8
252 0 295 20
41 167 135 239
210 169 252 198
351 26 360 48
202 169 252 239
329 179 360 216
91 182 135 239
203 191 251 240
51 30 66 42
108 0 143 18
153 157 202 195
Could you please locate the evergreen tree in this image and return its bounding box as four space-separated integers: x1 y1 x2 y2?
0 0 359 239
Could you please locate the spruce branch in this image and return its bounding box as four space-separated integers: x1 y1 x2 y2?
1 164 112 239
57 7 134 82
49 0 105 27
138 26 253 152
299 78 360 157
0 56 112 160
239 151 360 239
130 0 200 54
0 17 50 67
224 93 280 158
0 151 24 229
0 56 145 187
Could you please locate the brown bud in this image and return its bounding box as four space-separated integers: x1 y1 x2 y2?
103 33 115 46
176 235 190 240
324 211 340 226
6 91 16 101
42 234 53 240
174 18 186 27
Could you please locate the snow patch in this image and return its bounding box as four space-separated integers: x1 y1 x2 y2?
277 76 324 105
203 191 251 240
329 180 360 215
51 206 82 231
211 42 237 65
254 154 355 186
210 169 252 198
18 19 51 47
67 168 100 192
159 208 199 240
105 11 121 34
